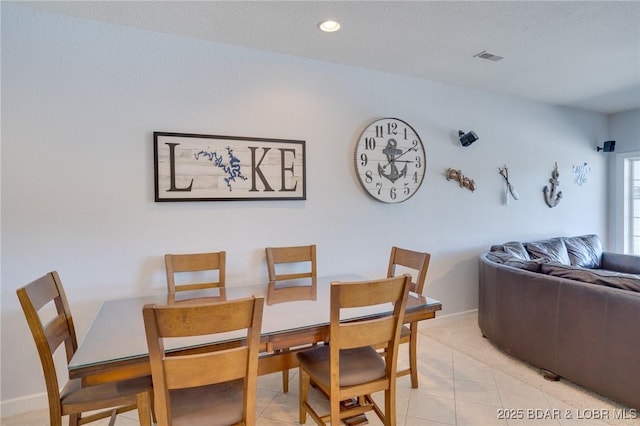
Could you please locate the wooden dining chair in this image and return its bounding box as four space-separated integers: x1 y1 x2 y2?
16 271 152 426
265 244 317 392
143 296 264 426
164 251 226 303
266 244 317 283
387 246 431 388
297 274 412 426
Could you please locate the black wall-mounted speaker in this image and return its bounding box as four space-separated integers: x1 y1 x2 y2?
458 130 478 147
597 140 616 152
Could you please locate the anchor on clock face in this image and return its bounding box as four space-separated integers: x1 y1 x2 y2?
378 139 408 183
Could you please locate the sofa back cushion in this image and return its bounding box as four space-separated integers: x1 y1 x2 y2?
485 251 547 272
541 263 640 293
490 241 531 260
563 235 603 268
525 238 571 265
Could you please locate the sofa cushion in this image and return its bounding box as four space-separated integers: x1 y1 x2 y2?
541 263 640 292
563 235 602 268
525 238 571 265
489 241 531 260
486 251 546 272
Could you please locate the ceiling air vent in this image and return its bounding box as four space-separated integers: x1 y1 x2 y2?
473 51 504 62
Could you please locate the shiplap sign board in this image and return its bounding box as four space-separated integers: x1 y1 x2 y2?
154 132 306 201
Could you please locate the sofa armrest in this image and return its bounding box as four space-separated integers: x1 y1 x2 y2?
601 252 640 274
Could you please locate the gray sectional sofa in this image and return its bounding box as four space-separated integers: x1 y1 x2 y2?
478 235 640 410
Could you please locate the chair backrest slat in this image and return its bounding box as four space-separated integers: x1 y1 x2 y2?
152 298 257 337
265 245 316 283
339 317 396 349
337 278 406 308
169 252 224 272
387 247 431 294
165 251 226 299
44 314 74 353
163 347 250 389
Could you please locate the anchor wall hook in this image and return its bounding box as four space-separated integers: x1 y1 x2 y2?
543 162 562 208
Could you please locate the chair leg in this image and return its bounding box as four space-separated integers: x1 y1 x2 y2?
330 393 341 426
136 392 152 426
385 388 396 426
108 409 118 426
68 413 80 426
282 368 289 393
409 322 419 388
299 368 309 424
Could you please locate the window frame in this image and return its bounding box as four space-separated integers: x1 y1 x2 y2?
616 151 640 254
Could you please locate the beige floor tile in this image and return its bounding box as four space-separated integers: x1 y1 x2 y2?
259 391 303 424
454 379 502 407
452 350 496 384
417 342 454 381
420 336 454 360
404 416 455 425
496 380 553 410
257 387 281 416
407 393 456 425
455 400 508 426
1 409 50 426
258 371 285 389
0 409 141 426
412 374 455 400
418 356 455 380
256 416 297 425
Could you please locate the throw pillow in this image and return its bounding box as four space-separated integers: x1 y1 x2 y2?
563 235 602 268
541 263 640 293
486 251 546 272
489 241 531 260
502 241 531 260
525 238 571 265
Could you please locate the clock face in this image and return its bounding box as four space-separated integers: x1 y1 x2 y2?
354 118 426 203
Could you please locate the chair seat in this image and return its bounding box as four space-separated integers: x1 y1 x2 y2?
60 376 152 414
170 379 244 426
297 345 385 387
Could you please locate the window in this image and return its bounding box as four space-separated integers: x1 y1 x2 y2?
625 158 640 255
625 157 640 254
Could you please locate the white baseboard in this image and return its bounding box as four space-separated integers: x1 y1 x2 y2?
1 392 48 418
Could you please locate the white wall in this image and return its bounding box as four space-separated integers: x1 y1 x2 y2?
1 4 611 414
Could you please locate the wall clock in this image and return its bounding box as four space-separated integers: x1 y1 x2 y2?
354 118 426 203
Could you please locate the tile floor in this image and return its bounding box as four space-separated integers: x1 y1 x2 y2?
2 314 638 426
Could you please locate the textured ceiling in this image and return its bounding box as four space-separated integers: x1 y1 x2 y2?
19 1 640 114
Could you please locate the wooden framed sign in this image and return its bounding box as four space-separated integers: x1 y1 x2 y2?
154 132 306 202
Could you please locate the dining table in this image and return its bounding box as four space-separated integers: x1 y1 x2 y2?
69 274 442 387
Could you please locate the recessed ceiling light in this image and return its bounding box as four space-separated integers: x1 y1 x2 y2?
318 19 341 33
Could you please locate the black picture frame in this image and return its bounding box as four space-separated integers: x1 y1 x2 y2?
154 132 306 202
